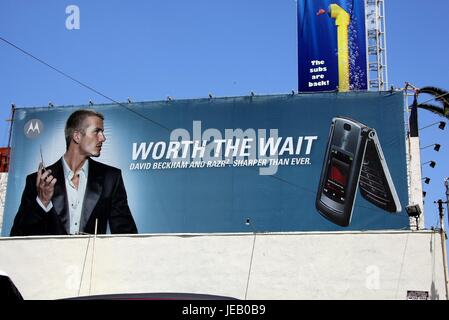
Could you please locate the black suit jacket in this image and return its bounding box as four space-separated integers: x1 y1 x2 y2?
10 158 138 236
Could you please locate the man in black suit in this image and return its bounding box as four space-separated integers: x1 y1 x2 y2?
10 109 138 236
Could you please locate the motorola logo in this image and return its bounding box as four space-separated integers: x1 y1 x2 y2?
24 119 44 138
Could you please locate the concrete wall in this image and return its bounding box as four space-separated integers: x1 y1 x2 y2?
0 173 7 234
0 230 446 300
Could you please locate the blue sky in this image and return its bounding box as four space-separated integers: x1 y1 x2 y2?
0 0 448 229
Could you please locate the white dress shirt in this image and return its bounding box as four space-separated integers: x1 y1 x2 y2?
36 158 89 234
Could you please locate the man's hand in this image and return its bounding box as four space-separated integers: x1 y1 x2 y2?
36 163 57 208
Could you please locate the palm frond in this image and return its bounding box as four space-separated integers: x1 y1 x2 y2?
416 103 449 120
418 86 449 107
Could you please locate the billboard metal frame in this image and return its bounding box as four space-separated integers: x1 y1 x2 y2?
366 0 388 91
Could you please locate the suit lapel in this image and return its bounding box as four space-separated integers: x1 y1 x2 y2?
51 159 70 233
80 158 103 232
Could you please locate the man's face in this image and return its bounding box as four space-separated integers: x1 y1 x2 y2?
77 116 106 157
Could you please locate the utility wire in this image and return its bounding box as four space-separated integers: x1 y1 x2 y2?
244 228 256 300
419 91 449 106
0 36 314 196
394 232 409 299
0 36 171 132
0 35 411 220
78 236 91 297
404 85 449 109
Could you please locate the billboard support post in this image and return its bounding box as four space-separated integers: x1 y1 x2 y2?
7 104 15 150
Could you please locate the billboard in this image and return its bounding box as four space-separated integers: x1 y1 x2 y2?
297 0 368 92
1 92 409 236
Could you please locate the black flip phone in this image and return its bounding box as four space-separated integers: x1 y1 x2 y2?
316 117 401 227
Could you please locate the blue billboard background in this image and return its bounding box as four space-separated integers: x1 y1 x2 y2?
1 92 409 236
298 0 368 92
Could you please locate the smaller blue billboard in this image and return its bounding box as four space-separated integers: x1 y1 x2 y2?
297 0 368 92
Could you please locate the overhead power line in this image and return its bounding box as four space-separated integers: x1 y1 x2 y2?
0 36 410 219
419 91 449 106
0 36 171 132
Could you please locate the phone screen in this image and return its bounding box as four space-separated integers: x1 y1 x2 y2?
323 149 352 204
